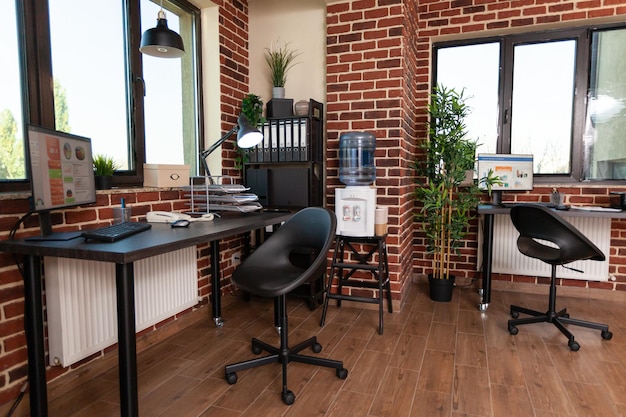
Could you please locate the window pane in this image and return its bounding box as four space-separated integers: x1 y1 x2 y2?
436 43 500 154
510 40 576 174
49 0 130 170
0 1 26 180
141 0 197 168
585 29 626 180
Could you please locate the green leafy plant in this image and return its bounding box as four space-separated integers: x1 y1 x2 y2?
92 154 120 176
264 42 301 87
479 168 503 196
236 94 265 169
413 84 480 280
241 94 265 127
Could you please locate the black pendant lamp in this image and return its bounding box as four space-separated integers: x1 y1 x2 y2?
140 4 185 58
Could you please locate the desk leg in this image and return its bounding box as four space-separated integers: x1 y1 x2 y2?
23 255 47 417
210 240 223 328
116 263 138 417
480 214 494 311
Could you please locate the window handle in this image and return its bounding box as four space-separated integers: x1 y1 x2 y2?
503 109 509 124
135 75 146 97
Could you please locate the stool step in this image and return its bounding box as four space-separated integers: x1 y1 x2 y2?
326 293 382 305
332 262 383 271
336 279 386 289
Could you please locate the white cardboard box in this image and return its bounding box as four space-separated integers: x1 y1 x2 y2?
144 164 190 188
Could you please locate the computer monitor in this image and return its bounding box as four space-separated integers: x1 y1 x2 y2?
477 154 534 192
26 125 96 237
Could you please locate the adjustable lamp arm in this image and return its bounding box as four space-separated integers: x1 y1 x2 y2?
199 114 263 183
200 126 238 179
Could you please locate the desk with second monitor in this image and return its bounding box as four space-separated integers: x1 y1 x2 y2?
0 211 291 417
477 204 626 311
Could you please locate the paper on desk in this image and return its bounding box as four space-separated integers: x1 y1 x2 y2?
570 205 622 212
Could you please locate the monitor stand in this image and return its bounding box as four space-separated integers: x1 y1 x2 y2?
25 211 83 241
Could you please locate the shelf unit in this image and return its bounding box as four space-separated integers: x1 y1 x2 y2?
244 99 324 210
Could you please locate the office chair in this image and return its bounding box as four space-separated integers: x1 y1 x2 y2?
508 204 612 351
224 207 348 405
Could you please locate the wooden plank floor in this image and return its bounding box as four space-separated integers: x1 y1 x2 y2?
4 281 626 417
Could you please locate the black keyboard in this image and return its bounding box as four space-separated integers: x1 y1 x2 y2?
82 222 152 242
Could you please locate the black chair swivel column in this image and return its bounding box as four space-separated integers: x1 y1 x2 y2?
224 207 348 405
508 204 612 351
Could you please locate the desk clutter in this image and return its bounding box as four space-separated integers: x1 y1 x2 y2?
184 176 262 213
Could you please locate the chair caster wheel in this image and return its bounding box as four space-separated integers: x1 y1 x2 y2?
312 342 322 353
282 390 295 405
568 340 580 351
511 311 519 319
508 325 518 335
252 345 262 354
602 330 613 340
225 372 237 385
336 368 348 379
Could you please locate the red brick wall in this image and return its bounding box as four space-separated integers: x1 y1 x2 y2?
326 0 417 303
217 0 253 179
410 0 626 291
0 0 251 405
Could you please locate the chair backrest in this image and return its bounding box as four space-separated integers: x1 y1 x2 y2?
232 207 336 298
510 204 604 265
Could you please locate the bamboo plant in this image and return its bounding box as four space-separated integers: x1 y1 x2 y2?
414 84 480 280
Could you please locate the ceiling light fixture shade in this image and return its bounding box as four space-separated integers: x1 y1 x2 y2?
140 9 185 58
200 114 264 180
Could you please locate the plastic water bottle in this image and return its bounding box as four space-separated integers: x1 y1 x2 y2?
339 132 376 186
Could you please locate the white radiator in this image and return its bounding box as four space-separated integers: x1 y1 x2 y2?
478 214 611 281
45 247 198 367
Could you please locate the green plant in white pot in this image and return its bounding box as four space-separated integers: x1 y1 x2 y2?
264 41 300 99
413 84 480 301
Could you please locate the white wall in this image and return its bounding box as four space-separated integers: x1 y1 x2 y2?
249 0 326 114
191 0 327 176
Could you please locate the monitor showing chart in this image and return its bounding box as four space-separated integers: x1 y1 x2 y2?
477 154 534 191
26 125 96 236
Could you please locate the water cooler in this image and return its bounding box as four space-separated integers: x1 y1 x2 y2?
335 132 377 236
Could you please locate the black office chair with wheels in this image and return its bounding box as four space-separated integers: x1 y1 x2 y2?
224 207 348 405
508 204 612 351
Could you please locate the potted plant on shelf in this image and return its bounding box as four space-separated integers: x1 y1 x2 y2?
93 154 119 190
413 84 480 302
237 93 265 168
264 41 300 99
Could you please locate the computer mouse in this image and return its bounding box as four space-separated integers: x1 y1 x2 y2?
170 219 190 228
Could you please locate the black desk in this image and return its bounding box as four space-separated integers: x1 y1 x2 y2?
477 204 626 311
0 211 291 417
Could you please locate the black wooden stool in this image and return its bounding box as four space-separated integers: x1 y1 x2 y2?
320 234 392 334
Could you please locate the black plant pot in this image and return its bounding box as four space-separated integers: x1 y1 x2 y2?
95 175 113 190
428 274 455 302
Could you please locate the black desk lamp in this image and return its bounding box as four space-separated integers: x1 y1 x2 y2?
200 114 263 182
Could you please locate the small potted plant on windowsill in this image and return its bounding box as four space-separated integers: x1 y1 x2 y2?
93 154 119 190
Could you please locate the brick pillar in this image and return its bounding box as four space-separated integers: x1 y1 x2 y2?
326 0 419 307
